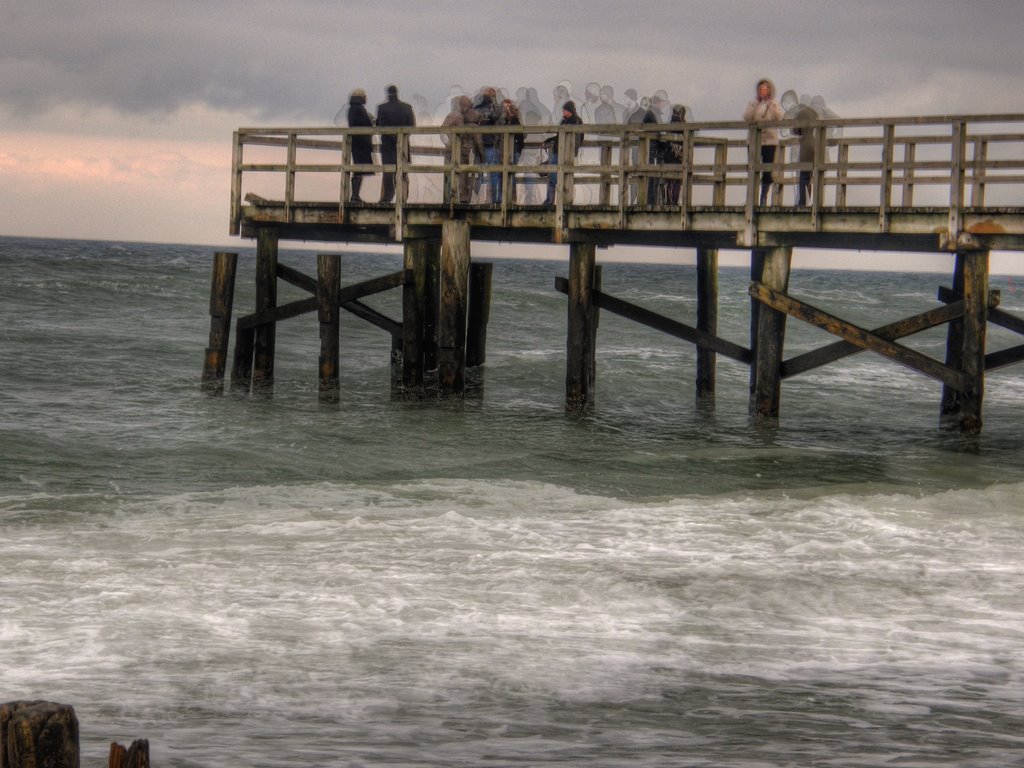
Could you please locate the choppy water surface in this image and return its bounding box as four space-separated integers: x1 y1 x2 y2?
2 237 1023 766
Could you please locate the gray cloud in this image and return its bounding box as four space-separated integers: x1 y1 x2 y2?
2 0 1023 128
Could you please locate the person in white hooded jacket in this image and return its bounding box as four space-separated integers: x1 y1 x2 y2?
743 78 785 205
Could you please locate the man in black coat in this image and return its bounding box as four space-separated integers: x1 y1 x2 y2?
376 84 416 203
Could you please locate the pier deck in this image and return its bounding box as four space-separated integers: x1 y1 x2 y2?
206 113 1024 434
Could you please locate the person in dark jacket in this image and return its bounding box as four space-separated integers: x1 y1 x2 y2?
376 84 416 203
543 100 583 206
346 88 374 203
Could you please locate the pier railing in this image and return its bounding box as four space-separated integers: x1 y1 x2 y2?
230 114 1024 250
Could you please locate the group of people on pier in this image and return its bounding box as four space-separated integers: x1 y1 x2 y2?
344 78 819 207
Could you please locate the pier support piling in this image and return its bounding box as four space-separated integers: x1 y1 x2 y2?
941 250 989 433
317 253 341 402
566 242 598 411
438 220 471 397
696 248 719 410
749 246 793 420
251 228 279 395
402 240 429 393
201 251 237 394
466 262 494 368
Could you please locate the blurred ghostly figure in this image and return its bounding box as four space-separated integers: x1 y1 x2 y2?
781 91 840 206
652 89 672 122
526 87 551 125
376 84 416 203
551 81 572 124
581 82 602 123
623 89 645 124
594 85 625 124
434 85 468 126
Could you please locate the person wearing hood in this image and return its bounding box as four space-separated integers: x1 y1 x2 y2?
346 88 374 203
441 95 479 203
743 78 785 205
543 100 583 206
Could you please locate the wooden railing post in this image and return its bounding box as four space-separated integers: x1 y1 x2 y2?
948 119 967 245
880 122 895 232
743 125 761 247
339 132 351 219
285 132 297 222
230 131 243 235
971 137 988 207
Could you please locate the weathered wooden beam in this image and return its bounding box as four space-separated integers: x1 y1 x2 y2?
201 251 237 394
986 342 1024 371
340 299 401 338
751 282 969 391
237 271 410 330
317 253 341 402
554 279 750 363
782 301 966 378
749 246 791 420
237 296 318 329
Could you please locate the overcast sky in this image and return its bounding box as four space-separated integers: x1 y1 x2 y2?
2 0 1024 263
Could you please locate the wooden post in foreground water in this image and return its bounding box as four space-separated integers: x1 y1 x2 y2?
696 247 718 410
317 253 341 402
566 241 597 411
108 739 150 768
201 251 237 394
749 246 792 420
438 220 470 396
1 700 79 768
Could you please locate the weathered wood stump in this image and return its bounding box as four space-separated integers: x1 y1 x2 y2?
108 739 149 768
1 700 80 768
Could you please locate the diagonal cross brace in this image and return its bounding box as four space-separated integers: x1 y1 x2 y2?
750 281 969 391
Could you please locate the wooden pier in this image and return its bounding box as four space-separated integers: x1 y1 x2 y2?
202 113 1024 433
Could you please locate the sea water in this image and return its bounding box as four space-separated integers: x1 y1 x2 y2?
1 236 1023 766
